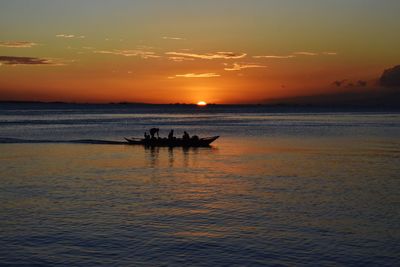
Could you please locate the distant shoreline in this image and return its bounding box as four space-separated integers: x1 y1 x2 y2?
0 100 399 109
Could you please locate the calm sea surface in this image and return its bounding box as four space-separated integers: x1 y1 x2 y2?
1 104 399 266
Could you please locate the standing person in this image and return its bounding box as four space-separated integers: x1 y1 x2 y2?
149 128 159 139
168 130 174 140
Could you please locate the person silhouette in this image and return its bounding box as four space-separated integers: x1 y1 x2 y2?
168 130 174 140
182 131 190 140
149 128 159 139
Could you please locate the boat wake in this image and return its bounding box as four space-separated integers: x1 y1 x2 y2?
0 137 127 145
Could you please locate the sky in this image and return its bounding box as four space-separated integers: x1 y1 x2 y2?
0 0 399 104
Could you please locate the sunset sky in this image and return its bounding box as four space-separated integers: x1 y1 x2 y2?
1 0 399 104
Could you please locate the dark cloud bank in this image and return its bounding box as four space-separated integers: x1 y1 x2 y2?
0 56 50 65
380 65 400 87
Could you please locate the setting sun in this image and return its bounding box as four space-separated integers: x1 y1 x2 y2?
197 101 207 106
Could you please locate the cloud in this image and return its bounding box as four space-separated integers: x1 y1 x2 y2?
254 51 337 59
162 36 185 40
253 55 295 59
322 52 338 55
0 41 38 48
0 56 73 66
332 79 347 87
356 80 367 87
165 51 246 60
0 56 51 65
224 62 266 71
379 65 400 87
332 79 368 88
0 56 59 65
295 51 337 56
167 56 194 62
169 73 220 78
293 51 318 56
94 49 159 59
56 34 85 39
136 45 154 50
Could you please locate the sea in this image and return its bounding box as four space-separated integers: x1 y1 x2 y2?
0 103 399 266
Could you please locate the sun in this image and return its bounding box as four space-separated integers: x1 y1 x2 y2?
197 101 207 106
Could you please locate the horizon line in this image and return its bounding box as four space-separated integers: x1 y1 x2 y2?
0 100 399 108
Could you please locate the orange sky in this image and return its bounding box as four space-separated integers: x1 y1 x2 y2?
1 1 399 104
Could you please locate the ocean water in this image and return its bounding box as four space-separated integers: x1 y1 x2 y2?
0 104 399 266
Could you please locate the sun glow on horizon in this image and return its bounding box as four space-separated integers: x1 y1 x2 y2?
197 101 207 106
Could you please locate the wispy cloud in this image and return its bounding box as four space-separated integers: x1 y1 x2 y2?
322 52 337 55
0 41 38 48
104 38 124 42
253 55 295 59
167 56 195 62
0 56 70 66
94 49 159 59
56 34 85 39
294 51 338 56
166 51 246 60
224 62 266 71
169 73 220 79
254 51 337 59
162 36 185 40
293 51 318 56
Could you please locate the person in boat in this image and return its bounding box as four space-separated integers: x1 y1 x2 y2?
191 135 199 141
168 130 174 140
182 131 190 140
149 128 159 139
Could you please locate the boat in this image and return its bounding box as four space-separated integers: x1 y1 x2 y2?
124 136 219 147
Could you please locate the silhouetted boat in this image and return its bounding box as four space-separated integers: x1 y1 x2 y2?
124 136 219 147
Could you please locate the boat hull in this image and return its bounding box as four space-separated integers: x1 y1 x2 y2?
124 136 219 147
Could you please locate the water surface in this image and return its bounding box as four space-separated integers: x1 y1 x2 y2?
1 105 399 266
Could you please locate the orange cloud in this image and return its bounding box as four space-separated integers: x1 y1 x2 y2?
322 52 338 55
167 56 194 62
294 51 338 56
162 36 185 40
254 51 337 59
293 51 318 56
165 51 246 60
253 55 295 59
56 34 85 39
0 41 38 48
170 73 220 78
94 49 159 59
224 62 266 71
